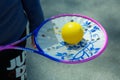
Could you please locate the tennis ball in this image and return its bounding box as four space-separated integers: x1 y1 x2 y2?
61 22 84 45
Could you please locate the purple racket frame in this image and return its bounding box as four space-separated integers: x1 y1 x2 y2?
0 14 108 64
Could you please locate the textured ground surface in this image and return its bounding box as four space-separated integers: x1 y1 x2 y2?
26 0 120 80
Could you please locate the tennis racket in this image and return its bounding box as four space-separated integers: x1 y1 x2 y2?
0 14 108 64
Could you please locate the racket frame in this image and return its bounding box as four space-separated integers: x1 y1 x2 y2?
0 14 108 64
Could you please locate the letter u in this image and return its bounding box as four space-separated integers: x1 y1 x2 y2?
16 53 26 67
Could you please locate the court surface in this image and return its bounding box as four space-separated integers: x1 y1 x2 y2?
26 0 120 80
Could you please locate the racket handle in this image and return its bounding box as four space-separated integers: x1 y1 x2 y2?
0 45 42 55
14 46 44 54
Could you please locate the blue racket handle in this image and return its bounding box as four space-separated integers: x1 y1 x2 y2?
0 44 43 54
0 32 33 51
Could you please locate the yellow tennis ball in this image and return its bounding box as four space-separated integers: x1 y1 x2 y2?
61 22 84 45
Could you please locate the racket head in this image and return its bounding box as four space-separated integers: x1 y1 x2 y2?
34 14 108 64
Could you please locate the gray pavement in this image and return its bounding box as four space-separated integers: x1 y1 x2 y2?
26 0 120 80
